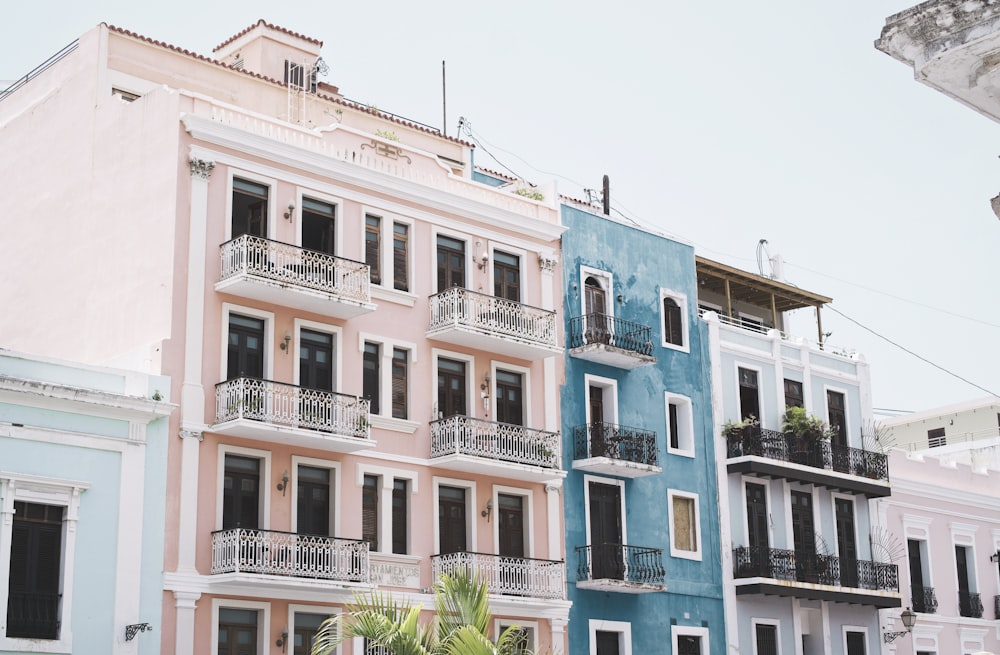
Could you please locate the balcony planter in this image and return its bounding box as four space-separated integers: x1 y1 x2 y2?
723 416 758 456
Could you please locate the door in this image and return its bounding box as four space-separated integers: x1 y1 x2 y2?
227 315 265 380
588 385 610 457
437 358 467 418
495 370 523 426
493 251 520 302
299 330 333 391
231 178 267 239
296 466 330 536
835 498 858 587
595 631 620 655
956 545 975 615
791 491 817 582
293 613 328 655
844 631 865 655
438 486 467 554
588 481 624 580
223 455 260 530
498 493 525 592
584 276 610 344
301 198 335 255
437 235 465 292
738 368 760 422
908 539 927 611
828 390 849 471
218 608 258 655
745 482 769 576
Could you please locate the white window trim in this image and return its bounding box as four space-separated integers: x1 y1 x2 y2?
431 227 472 293
0 474 89 652
357 332 419 432
488 242 528 302
287 604 340 655
491 485 535 558
432 348 477 420
432 476 477 554
490 360 532 426
735 362 765 427
741 476 773 549
226 168 278 241
356 464 418 555
289 457 341 537
582 475 626 550
665 392 695 457
840 626 868 655
495 618 538 654
363 206 417 301
293 318 343 393
830 492 859 561
751 618 781 655
583 374 618 425
823 384 851 444
579 266 614 319
667 489 702 561
295 187 343 255
216 445 272 531
588 619 632 655
672 624 710 655
220 303 275 382
659 288 690 353
951 524 980 593
211 597 271 655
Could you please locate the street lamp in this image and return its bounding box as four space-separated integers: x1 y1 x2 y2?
883 607 917 643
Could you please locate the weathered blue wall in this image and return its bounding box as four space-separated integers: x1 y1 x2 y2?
560 205 725 654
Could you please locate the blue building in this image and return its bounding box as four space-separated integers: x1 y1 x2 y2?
0 350 172 654
560 200 725 655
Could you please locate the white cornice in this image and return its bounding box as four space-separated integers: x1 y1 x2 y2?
181 115 565 242
0 376 175 423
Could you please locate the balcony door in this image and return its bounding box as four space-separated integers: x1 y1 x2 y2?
835 498 858 587
232 178 268 239
437 358 467 418
223 455 260 530
498 494 525 559
588 481 624 580
296 465 330 536
738 368 760 421
908 539 927 611
495 370 523 426
299 330 333 391
301 198 336 255
584 277 610 344
227 314 265 380
746 482 769 575
437 235 466 292
493 251 520 302
588 385 610 457
218 608 259 655
438 485 467 554
791 491 816 582
827 390 847 447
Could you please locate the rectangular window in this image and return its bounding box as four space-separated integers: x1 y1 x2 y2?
738 367 760 421
495 369 524 426
392 479 408 555
363 342 380 415
391 348 408 420
784 379 804 408
365 215 381 284
227 313 266 380
218 607 259 655
668 403 679 449
222 455 260 530
827 390 847 446
232 178 268 238
437 357 467 418
393 222 409 291
927 427 946 448
755 624 778 655
663 297 683 346
493 250 520 302
362 475 379 551
7 502 63 640
666 394 694 455
677 635 702 655
301 197 336 255
436 235 466 292
669 491 700 559
284 60 306 88
293 612 330 655
438 485 467 554
845 631 866 655
596 631 621 655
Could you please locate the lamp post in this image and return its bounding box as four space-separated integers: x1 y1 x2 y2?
883 607 917 643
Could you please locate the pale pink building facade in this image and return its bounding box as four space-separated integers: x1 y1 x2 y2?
0 21 569 655
873 450 1000 655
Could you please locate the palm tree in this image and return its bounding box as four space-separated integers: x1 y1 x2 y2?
310 571 529 655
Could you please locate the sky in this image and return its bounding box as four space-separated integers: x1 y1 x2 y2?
4 1 1000 417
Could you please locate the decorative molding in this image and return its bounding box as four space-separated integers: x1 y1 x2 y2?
188 158 215 179
360 139 412 163
538 255 557 272
178 429 203 442
124 623 152 642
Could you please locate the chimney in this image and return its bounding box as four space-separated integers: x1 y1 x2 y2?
602 175 610 216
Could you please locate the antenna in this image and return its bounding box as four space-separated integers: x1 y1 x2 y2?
442 60 447 137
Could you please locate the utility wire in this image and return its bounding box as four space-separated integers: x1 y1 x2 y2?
826 304 1000 399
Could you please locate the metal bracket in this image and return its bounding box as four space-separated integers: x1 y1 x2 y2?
125 623 152 642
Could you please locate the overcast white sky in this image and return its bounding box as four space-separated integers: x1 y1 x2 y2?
4 1 999 418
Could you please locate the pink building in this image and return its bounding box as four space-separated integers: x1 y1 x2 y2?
873 450 1000 655
0 20 569 655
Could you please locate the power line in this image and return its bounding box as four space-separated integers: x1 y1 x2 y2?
826 304 1000 399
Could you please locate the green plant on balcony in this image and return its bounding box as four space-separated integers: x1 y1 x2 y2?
781 406 830 441
513 187 544 201
722 415 758 440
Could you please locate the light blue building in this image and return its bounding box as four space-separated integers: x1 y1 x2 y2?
0 350 172 654
560 200 725 655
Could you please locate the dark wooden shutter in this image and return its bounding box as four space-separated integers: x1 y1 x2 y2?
391 479 407 555
391 349 407 419
362 475 379 550
392 223 408 291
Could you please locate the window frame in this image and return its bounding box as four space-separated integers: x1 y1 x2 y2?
363 208 415 303
432 348 476 420
432 476 477 555
824 385 850 444
489 360 532 427
582 474 627 553
665 392 695 457
495 619 538 655
215 445 272 531
751 619 781 655
588 619 632 655
211 597 271 655
488 243 528 303
841 627 868 655
490 484 535 558
659 288 690 353
295 188 342 256
671 624 709 655
289 456 341 537
220 303 275 383
357 465 418 556
293 318 342 393
667 489 702 560
579 266 614 319
226 169 277 241
584 374 619 426
431 228 471 294
286 604 340 655
735 363 765 425
357 333 419 432
0 474 88 651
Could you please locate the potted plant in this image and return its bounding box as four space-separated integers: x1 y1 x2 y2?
723 415 758 456
782 406 829 465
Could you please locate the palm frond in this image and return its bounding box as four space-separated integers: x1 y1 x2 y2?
434 572 492 639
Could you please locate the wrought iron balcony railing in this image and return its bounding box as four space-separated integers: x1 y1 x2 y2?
219 234 371 302
732 546 898 592
576 543 665 586
568 313 654 357
215 377 370 438
725 426 889 482
211 528 369 582
572 422 658 467
430 415 560 469
6 591 60 639
427 287 557 347
431 551 565 599
912 586 938 614
959 591 985 618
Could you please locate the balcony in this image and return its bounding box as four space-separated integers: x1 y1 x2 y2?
213 377 374 453
571 422 660 478
431 552 565 600
6 591 60 639
912 586 938 614
732 546 900 608
576 544 665 593
725 426 891 498
959 591 985 618
211 528 369 585
426 287 560 360
429 415 564 483
216 235 376 319
568 313 655 369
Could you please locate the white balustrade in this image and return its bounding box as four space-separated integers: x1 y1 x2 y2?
428 287 557 348
432 552 565 599
430 415 560 468
211 528 369 582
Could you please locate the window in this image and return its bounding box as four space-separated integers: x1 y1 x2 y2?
827 390 847 447
296 465 331 537
362 475 379 550
223 455 261 530
496 620 536 655
436 235 466 291
438 485 467 554
391 479 408 555
218 607 259 655
232 177 268 238
301 197 336 255
844 630 866 655
299 328 334 392
784 379 803 408
668 491 701 560
358 467 415 555
588 620 630 655
495 369 524 426
365 215 381 284
585 477 625 580
7 502 63 639
738 367 761 421
908 539 934 613
660 290 688 350
437 357 467 418
363 342 381 415
754 622 778 655
493 250 520 302
672 626 708 655
284 60 306 88
393 222 409 291
292 612 330 655
391 348 408 420
665 393 694 456
956 544 981 617
927 427 946 448
228 313 266 380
